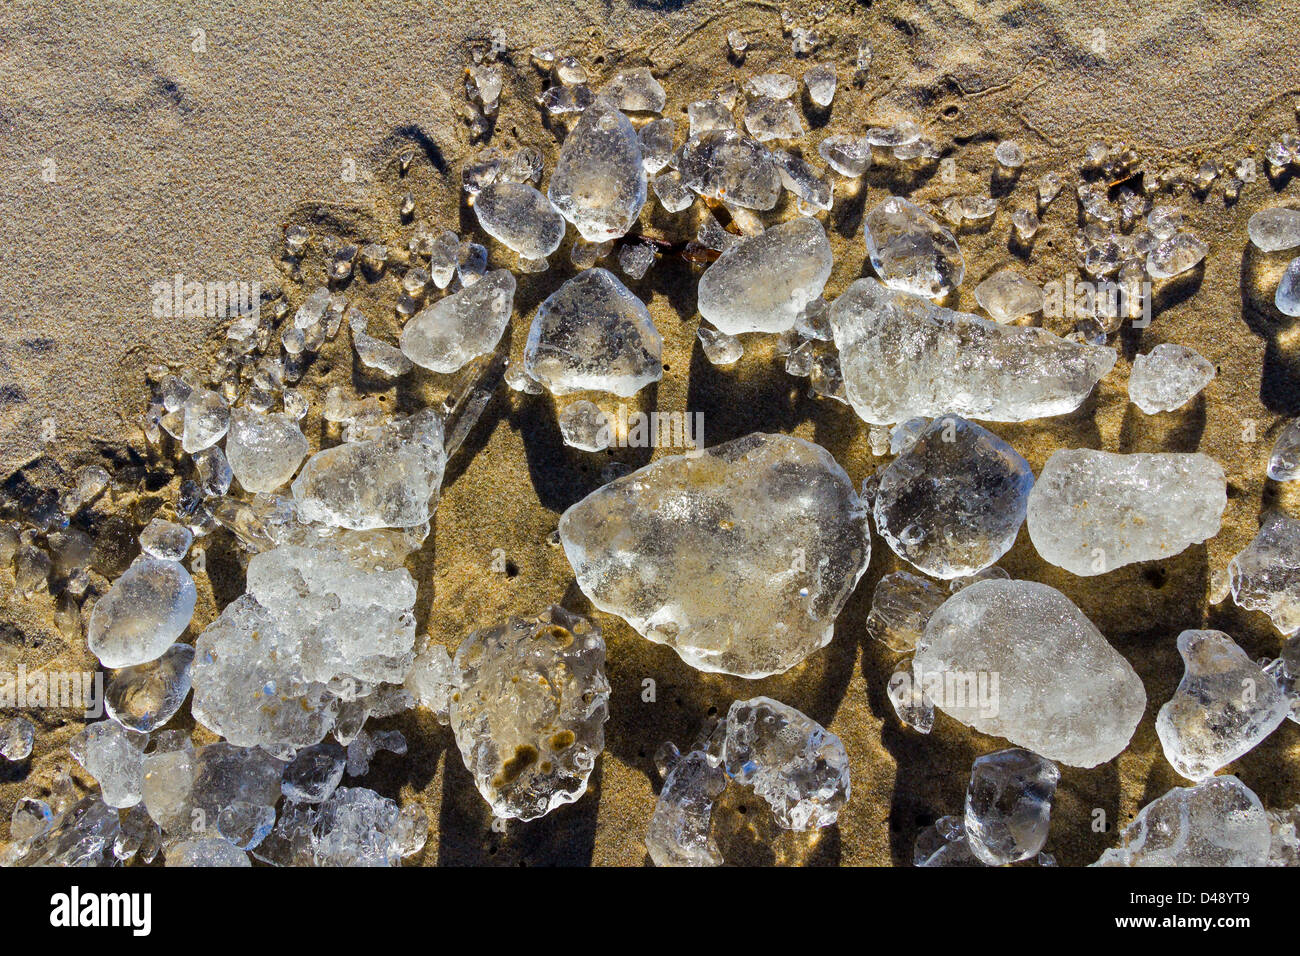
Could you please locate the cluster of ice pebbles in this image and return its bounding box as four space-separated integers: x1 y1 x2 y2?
3 21 1300 870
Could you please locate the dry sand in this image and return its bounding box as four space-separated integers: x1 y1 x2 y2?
1 0 1299 865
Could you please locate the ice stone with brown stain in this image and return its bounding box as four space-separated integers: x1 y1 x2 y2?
697 216 832 334
449 606 610 821
547 100 646 242
1027 449 1226 576
914 579 1146 767
559 433 869 677
830 278 1116 425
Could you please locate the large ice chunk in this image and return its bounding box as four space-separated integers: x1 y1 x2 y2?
547 100 646 242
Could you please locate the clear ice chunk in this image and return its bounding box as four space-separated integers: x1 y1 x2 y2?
0 716 35 761
818 134 871 177
225 409 309 494
1247 207 1300 252
678 130 782 211
105 642 195 732
166 838 251 867
87 557 197 668
803 63 836 107
559 400 611 451
866 570 946 653
1268 419 1300 481
1229 512 1300 635
964 748 1059 865
696 324 743 365
598 68 666 113
1128 343 1215 413
400 270 516 373
888 663 935 733
547 101 647 242
69 720 148 808
139 519 193 561
864 197 965 298
1276 255 1300 317
282 742 347 804
743 96 804 142
473 182 566 260
646 749 727 867
915 815 985 867
1146 232 1208 279
973 269 1044 323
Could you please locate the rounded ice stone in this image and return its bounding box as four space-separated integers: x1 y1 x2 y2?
864 197 965 298
547 100 647 242
964 748 1059 865
1094 776 1269 866
1128 343 1215 413
818 134 871 177
139 518 192 561
104 642 195 733
180 388 230 454
559 432 869 677
87 557 196 668
558 400 610 451
1027 449 1226 576
225 409 309 493
1156 629 1289 780
697 217 833 335
598 67 666 113
473 182 566 260
0 716 35 761
913 579 1146 767
677 130 782 211
1247 207 1300 252
1146 232 1207 279
449 606 610 821
873 416 1034 579
400 270 515 374
69 721 148 808
723 696 850 831
973 269 1044 323
1276 255 1300 317
523 268 663 397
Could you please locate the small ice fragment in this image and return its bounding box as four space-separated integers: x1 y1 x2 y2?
678 130 781 210
282 742 347 804
743 96 803 142
803 63 836 108
139 519 193 561
1229 512 1300 635
618 241 655 279
974 269 1044 323
646 749 727 867
225 409 310 493
104 643 195 733
0 716 35 761
1268 419 1300 481
599 68 666 113
1276 255 1300 317
653 169 695 212
696 324 743 365
69 721 148 808
548 101 647 242
887 663 935 733
1127 343 1215 413
1147 232 1207 279
473 182 566 260
639 118 675 174
727 30 747 56
818 134 871 177
867 572 948 651
559 400 611 451
743 73 796 99
994 141 1025 170
180 388 230 454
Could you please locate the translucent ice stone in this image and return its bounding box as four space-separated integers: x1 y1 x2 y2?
180 388 230 454
864 197 965 298
874 416 1034 579
888 663 935 733
292 409 445 530
1127 343 1216 414
973 269 1044 323
346 728 407 777
696 324 743 365
727 30 747 55
866 570 946 653
914 579 1146 767
165 837 250 867
404 644 455 722
70 721 148 808
1276 255 1300 317
964 748 1058 865
104 642 195 732
400 270 515 374
0 716 35 761
523 267 663 396
687 99 734 136
743 96 804 142
993 141 1025 169
87 557 197 668
473 182 566 260
224 408 309 494
830 278 1116 425
803 63 836 108
646 749 727 866
1147 205 1182 239
254 786 422 866
1146 232 1207 279
1027 449 1226 576
10 796 54 842
139 518 192 561
744 73 796 99
723 697 850 830
818 134 871 177
639 118 675 174
559 400 610 451
547 101 646 242
866 120 921 147
599 67 666 113
1268 419 1300 481
678 130 782 211
1247 207 1300 252
1094 776 1269 866
1229 512 1300 634
559 433 869 677
1156 629 1289 780
351 315 414 377
618 241 655 279
282 742 347 805
697 216 832 335
449 606 610 821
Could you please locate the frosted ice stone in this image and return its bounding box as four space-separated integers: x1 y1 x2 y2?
400 270 515 374
831 279 1116 425
866 120 922 148
225 409 309 494
523 268 663 397
743 97 804 142
678 130 782 211
216 800 277 850
180 388 230 453
1094 776 1270 866
774 151 832 213
697 217 832 335
864 198 965 298
993 141 1025 169
405 644 454 722
166 837 251 867
351 318 414 377
888 664 935 733
1276 255 1300 317
803 63 836 108
292 409 445 530
873 416 1034 579
973 269 1044 323
915 816 985 867
1247 207 1300 252
1268 419 1300 481
697 324 743 365
1156 629 1289 781
69 721 148 808
1229 512 1300 635
599 68 666 113
194 445 232 496
449 606 610 821
139 519 192 561
964 748 1059 865
547 101 646 242
255 786 422 866
8 795 119 867
914 579 1146 767
559 400 610 451
1146 232 1208 279
818 134 871 177
639 118 675 174
1128 344 1215 413
618 241 655 279
0 716 35 761
1027 449 1226 576
744 74 796 99
192 543 417 756
560 433 869 677
646 749 727 867
11 796 54 842
88 557 196 668
866 571 946 653
104 643 195 733
723 697 850 830
687 99 734 136
473 182 565 260
282 742 346 804
146 741 284 838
